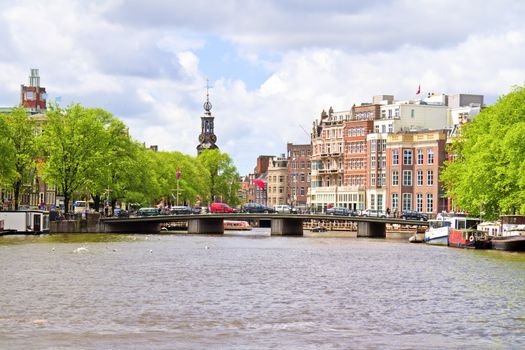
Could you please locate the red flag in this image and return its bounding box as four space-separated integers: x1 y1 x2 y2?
253 180 265 189
176 167 181 180
416 84 421 95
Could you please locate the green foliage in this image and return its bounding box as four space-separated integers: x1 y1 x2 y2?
40 104 114 213
1 107 38 209
4 102 242 212
0 114 16 182
198 149 241 206
441 85 525 219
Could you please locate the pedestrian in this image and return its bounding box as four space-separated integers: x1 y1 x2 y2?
386 208 391 217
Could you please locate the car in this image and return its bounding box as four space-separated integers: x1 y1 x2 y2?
400 210 428 221
242 203 276 213
361 209 387 218
113 208 129 217
137 207 161 216
326 207 356 216
274 204 298 214
209 202 236 213
170 206 193 215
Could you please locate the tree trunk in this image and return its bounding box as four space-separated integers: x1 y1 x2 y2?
13 180 21 211
92 194 101 212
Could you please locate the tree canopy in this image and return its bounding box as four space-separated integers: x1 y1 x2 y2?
2 102 241 213
441 85 525 219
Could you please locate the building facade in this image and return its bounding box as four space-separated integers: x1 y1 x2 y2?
267 155 289 207
21 69 46 114
286 143 311 208
385 130 448 216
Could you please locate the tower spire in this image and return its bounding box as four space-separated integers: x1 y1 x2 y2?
197 78 218 153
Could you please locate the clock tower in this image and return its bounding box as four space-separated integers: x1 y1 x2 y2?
197 81 219 154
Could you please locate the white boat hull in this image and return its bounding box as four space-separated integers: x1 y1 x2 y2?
424 226 449 246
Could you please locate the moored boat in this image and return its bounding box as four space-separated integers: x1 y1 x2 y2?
448 229 491 249
424 214 480 246
224 220 252 231
481 215 525 251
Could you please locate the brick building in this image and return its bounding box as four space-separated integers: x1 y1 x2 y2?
286 142 311 208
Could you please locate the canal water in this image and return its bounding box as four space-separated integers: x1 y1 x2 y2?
1 229 524 349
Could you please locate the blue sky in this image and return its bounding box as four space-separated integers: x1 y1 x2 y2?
0 0 524 174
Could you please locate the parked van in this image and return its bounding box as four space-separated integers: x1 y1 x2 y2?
209 203 235 213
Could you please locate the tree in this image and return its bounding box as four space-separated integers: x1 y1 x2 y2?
441 85 525 219
197 149 240 205
2 107 38 210
0 114 16 185
40 104 113 214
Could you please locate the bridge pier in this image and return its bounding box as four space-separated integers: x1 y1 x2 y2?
271 218 303 236
357 221 386 238
188 218 224 234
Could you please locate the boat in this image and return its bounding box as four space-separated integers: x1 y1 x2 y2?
311 226 327 232
424 214 481 246
224 220 252 231
448 229 491 249
0 210 50 234
485 215 525 251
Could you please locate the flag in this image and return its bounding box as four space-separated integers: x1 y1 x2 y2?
416 84 421 95
253 180 265 189
176 167 181 180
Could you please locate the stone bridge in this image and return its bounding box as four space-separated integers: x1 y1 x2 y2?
101 213 427 238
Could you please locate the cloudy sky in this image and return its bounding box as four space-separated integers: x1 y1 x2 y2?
1 0 524 174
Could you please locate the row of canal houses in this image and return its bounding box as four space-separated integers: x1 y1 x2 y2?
243 93 484 217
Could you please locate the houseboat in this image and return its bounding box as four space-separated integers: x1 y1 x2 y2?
448 228 491 249
224 220 252 231
484 215 525 251
424 214 480 246
0 210 50 234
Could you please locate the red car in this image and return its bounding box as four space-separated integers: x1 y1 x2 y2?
209 203 236 213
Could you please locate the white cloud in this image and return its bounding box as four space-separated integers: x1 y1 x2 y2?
0 0 524 174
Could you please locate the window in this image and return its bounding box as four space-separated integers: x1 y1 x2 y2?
392 150 399 165
403 170 412 186
427 170 434 186
381 125 386 133
371 141 376 152
392 171 399 186
371 156 376 168
392 193 399 209
417 149 424 165
403 149 413 165
426 194 433 213
416 193 423 212
411 109 415 118
375 125 379 133
417 170 423 186
388 124 393 133
428 149 434 165
371 194 375 209
300 187 305 195
403 193 412 211
371 173 376 186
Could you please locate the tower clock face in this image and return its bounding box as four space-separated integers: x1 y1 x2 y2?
199 134 205 142
210 134 217 143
